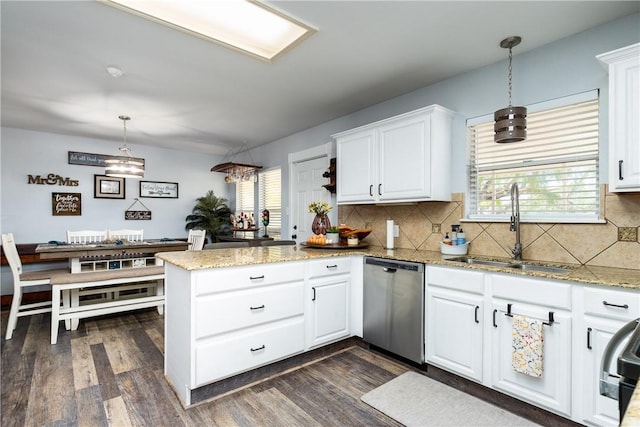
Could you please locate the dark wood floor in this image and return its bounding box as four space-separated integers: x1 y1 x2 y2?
1 309 578 427
1 309 409 426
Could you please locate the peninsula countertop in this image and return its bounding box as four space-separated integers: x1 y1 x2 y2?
156 245 640 290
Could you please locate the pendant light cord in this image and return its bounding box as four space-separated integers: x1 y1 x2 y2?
507 46 513 107
119 115 132 157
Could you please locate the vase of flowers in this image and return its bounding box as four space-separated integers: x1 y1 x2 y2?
308 201 333 235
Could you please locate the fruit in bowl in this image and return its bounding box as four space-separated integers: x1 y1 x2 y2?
338 225 372 241
307 234 327 245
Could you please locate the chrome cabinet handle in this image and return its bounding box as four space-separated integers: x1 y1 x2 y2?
250 275 265 280
250 305 265 311
250 345 265 352
587 327 592 350
326 264 337 269
493 309 498 328
312 287 316 301
603 301 629 309
475 306 480 324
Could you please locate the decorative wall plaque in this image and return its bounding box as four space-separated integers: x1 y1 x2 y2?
125 198 152 220
52 193 81 216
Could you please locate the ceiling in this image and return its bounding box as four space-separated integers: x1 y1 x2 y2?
2 1 638 156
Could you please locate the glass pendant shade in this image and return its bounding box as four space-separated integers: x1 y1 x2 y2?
494 106 527 143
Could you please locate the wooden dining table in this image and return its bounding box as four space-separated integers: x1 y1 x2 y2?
36 239 188 273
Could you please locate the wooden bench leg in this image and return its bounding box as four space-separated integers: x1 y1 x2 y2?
51 287 61 345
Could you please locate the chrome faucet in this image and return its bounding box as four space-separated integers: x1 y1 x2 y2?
510 183 523 260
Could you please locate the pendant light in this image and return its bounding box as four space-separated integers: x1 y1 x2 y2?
105 115 145 179
494 36 527 143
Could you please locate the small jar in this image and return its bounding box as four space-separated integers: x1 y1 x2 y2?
347 235 359 246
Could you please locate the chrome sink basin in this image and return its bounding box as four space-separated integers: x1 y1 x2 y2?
446 256 571 274
446 257 512 268
507 263 571 274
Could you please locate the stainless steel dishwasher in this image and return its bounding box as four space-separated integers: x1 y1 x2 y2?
363 257 425 363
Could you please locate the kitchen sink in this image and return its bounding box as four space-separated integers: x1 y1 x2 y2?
446 256 571 274
507 263 571 274
446 257 513 268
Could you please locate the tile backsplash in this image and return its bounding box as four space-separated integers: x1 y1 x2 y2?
338 186 640 270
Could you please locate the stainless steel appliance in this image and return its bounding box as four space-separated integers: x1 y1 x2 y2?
600 318 640 419
363 257 424 364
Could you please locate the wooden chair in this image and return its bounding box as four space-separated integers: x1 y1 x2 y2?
107 229 144 242
204 242 250 249
66 230 107 244
187 229 206 251
259 240 296 246
1 233 69 340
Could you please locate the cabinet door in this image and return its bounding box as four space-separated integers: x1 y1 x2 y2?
308 275 350 348
378 112 431 201
601 44 640 191
426 286 483 382
491 301 572 417
336 129 376 203
582 316 629 426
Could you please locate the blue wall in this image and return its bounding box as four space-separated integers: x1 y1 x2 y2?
249 13 639 237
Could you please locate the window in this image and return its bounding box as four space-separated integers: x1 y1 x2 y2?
235 179 254 218
467 91 600 222
259 168 282 237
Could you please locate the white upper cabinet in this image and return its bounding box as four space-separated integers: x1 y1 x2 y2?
333 105 455 204
597 43 640 192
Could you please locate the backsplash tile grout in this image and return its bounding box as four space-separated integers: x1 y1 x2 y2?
338 186 640 270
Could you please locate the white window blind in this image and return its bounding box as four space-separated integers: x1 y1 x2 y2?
235 179 254 216
259 168 282 236
467 93 600 222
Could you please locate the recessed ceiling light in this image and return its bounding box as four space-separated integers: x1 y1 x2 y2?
100 0 316 62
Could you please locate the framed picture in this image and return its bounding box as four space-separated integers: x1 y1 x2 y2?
140 181 179 198
52 192 81 216
94 175 126 199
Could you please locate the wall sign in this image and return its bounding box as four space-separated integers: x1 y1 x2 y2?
28 173 79 186
125 198 152 220
140 181 179 198
52 193 81 216
68 151 109 167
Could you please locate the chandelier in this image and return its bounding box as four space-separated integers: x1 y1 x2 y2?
494 36 527 143
105 115 145 179
211 142 261 183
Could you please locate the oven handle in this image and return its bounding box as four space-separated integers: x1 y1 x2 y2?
600 318 640 399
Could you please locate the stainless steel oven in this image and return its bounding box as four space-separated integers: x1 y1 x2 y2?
601 318 640 420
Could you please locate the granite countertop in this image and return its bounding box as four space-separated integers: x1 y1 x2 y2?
157 245 640 289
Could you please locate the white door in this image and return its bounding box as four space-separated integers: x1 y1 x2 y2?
291 156 331 244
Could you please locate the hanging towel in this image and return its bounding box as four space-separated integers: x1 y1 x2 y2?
511 314 544 378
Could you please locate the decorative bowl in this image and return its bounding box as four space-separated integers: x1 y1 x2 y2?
340 228 372 241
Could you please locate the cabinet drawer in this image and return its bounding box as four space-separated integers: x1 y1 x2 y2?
492 274 571 310
427 266 484 294
194 318 305 386
583 286 640 320
308 257 351 278
195 282 304 338
194 261 305 295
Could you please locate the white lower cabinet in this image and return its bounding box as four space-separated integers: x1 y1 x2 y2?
306 257 351 349
426 266 484 382
580 286 640 426
490 274 573 417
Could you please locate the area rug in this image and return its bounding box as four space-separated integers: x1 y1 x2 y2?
361 371 539 426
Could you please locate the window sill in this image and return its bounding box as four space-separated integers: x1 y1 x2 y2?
461 218 607 225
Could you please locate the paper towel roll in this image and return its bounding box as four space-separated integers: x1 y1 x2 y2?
386 219 395 249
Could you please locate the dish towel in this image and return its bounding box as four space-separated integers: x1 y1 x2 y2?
511 314 544 378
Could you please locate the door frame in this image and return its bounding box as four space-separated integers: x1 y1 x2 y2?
288 142 335 241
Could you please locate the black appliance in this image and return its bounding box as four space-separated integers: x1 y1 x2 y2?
601 318 640 420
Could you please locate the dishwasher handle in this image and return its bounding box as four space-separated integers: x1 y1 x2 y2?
383 267 397 273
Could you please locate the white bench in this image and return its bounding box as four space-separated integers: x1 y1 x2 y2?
49 266 164 344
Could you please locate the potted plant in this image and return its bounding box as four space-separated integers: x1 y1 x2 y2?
185 190 232 243
326 226 340 244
